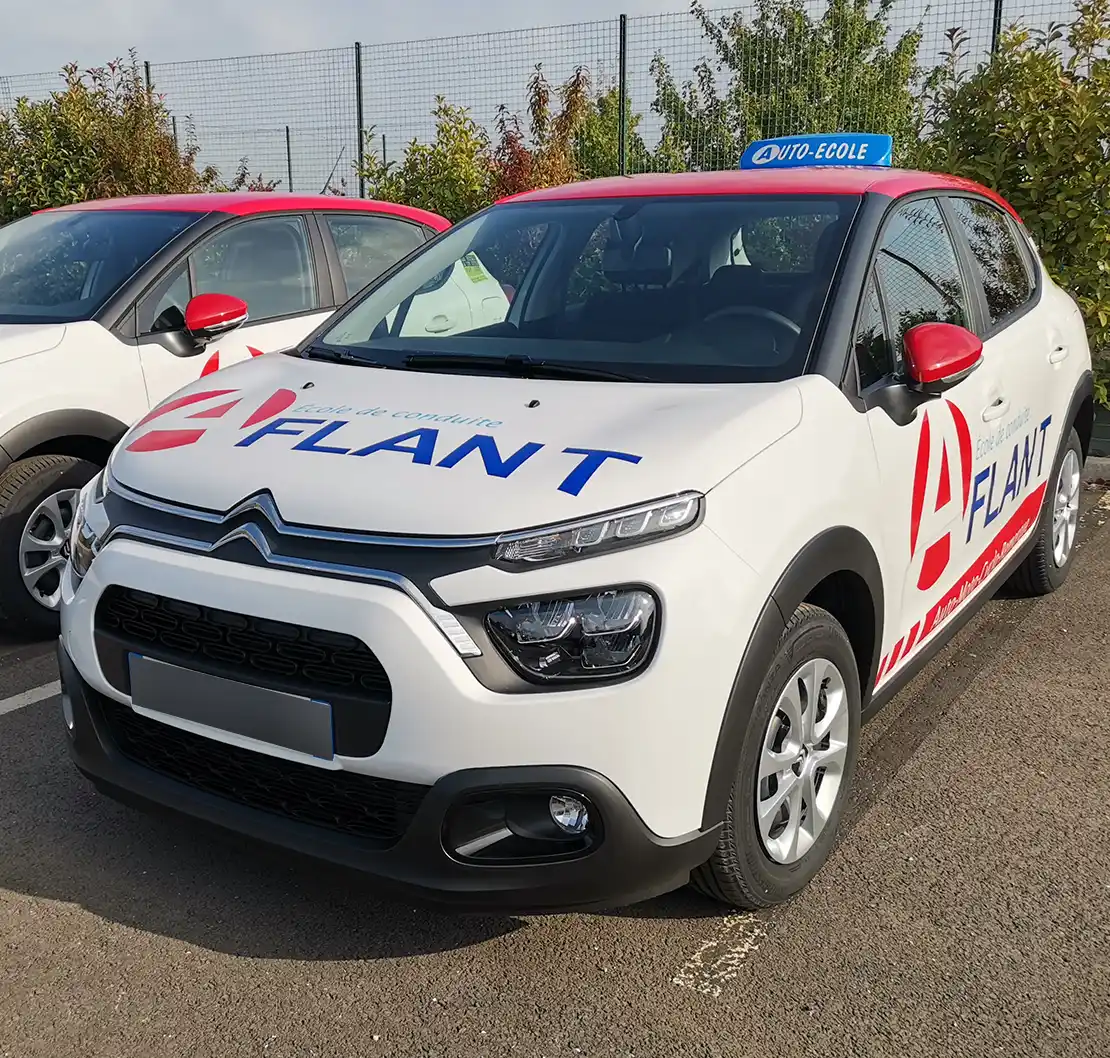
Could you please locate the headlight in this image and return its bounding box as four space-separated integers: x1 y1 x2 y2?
67 471 110 582
493 493 702 569
486 588 658 682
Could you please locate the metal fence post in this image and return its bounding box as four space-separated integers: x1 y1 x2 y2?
143 61 152 93
171 115 178 150
618 14 628 176
382 134 387 167
286 125 293 191
355 41 366 197
991 0 1004 52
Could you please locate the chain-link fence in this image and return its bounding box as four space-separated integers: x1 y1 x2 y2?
1 0 1081 193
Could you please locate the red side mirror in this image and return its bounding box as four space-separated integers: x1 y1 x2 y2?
184 292 249 344
903 322 983 394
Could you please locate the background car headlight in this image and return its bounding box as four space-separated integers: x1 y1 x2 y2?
68 472 110 582
486 588 658 682
493 493 701 568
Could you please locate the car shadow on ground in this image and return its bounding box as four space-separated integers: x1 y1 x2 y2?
0 701 728 960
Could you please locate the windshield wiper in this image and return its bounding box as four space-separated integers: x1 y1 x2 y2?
401 353 648 382
300 344 390 368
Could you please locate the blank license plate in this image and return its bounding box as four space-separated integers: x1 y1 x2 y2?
127 653 334 760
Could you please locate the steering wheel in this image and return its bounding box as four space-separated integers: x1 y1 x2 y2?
700 305 802 336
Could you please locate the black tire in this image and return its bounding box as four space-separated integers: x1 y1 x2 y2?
1008 426 1084 597
691 602 861 910
0 454 100 639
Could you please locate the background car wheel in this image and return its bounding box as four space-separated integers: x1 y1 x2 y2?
0 455 100 638
691 602 861 910
1008 425 1084 597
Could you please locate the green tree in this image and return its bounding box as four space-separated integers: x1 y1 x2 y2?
923 0 1110 404
359 98 493 222
573 86 651 178
0 55 275 224
650 0 926 172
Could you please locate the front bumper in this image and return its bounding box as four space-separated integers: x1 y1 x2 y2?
59 642 718 912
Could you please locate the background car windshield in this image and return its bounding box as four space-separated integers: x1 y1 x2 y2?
317 194 860 383
0 209 200 324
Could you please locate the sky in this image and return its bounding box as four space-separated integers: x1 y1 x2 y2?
0 0 1073 192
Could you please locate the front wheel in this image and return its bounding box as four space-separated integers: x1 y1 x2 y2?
692 603 861 909
0 455 100 638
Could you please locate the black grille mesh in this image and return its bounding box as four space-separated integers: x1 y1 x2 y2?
96 586 390 699
97 694 427 845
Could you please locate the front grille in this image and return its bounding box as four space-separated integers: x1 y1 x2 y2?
94 587 391 757
97 694 428 845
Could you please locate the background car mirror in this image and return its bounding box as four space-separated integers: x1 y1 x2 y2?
184 293 249 347
902 322 983 395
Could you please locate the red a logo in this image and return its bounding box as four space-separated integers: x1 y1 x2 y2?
909 399 973 592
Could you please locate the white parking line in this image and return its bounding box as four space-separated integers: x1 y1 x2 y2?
0 681 61 716
671 912 768 998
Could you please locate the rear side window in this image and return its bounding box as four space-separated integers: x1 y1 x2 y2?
324 214 426 298
874 198 967 362
947 196 1034 327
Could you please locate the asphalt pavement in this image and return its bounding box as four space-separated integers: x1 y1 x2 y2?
2 490 1109 1058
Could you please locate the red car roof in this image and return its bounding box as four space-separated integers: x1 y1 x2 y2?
41 192 451 230
500 169 1020 220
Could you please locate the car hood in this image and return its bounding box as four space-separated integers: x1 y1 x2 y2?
0 323 67 364
109 354 803 536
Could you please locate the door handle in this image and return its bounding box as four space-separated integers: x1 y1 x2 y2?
1049 344 1069 364
982 396 1010 422
424 315 453 333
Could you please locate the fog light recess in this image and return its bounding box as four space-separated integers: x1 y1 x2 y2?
444 789 601 865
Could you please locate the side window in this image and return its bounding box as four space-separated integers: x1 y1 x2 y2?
874 198 968 362
324 214 426 299
191 216 317 323
947 196 1034 327
854 275 893 389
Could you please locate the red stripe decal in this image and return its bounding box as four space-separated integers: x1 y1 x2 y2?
136 388 236 427
241 388 298 429
125 428 207 452
187 398 242 420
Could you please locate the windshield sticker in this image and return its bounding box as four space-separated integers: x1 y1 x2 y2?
460 252 490 284
124 390 641 496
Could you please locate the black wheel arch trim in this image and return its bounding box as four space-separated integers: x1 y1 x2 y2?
700 525 884 830
0 409 129 464
1064 369 1095 459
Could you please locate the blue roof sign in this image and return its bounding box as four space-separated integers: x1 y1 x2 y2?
739 133 893 171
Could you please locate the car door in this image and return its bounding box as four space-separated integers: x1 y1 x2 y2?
853 195 1001 688
941 193 1060 535
135 212 333 403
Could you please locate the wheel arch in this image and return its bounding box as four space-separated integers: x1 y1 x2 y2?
699 526 884 830
0 410 128 472
1065 369 1095 462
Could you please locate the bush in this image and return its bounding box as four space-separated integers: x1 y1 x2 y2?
0 54 274 225
358 65 604 221
650 0 926 172
924 0 1110 404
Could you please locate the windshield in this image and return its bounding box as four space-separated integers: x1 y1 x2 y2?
312 193 860 383
0 209 201 324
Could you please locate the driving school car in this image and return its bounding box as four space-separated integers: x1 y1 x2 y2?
0 192 462 638
57 133 1095 913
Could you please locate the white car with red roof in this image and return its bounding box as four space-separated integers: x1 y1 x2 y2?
57 134 1094 913
0 191 457 635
